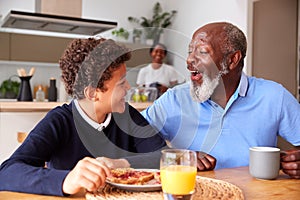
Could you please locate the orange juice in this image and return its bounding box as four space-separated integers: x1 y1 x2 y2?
160 165 197 195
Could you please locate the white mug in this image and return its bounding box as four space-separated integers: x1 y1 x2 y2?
249 146 280 180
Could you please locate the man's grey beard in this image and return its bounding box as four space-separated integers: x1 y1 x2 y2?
190 73 220 102
190 64 229 103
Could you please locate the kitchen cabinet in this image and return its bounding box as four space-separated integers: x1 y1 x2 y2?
0 112 47 164
0 101 64 164
10 33 72 63
122 42 152 68
0 32 72 63
0 33 151 65
0 32 10 60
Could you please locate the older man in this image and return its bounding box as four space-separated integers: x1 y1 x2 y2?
142 22 300 178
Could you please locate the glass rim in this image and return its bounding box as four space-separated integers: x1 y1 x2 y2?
161 148 196 154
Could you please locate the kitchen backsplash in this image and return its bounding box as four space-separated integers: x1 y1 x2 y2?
0 61 139 101
0 61 62 101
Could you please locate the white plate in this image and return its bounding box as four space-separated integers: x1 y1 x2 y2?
106 169 161 192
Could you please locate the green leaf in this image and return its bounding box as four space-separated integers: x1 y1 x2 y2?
127 2 177 40
111 28 129 40
0 79 20 98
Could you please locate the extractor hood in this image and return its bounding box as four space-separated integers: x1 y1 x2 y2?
1 10 117 36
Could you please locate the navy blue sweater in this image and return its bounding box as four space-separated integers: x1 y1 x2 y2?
0 101 166 196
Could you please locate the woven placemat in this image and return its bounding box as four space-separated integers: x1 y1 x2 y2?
86 176 244 200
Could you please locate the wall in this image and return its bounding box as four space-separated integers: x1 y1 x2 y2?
0 0 249 95
164 0 249 80
82 0 248 37
82 0 249 80
252 0 298 97
0 0 35 16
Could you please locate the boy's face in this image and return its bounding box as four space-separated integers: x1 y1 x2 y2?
95 63 130 113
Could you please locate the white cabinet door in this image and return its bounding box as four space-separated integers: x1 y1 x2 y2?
0 112 46 164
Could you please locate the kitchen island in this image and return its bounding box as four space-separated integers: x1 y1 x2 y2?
0 101 152 164
0 101 152 112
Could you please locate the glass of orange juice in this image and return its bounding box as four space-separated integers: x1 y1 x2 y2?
160 149 197 200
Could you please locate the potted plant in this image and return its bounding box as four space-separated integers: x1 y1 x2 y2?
111 27 129 42
128 2 177 45
0 76 20 99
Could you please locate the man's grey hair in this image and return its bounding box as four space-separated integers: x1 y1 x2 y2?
221 23 247 69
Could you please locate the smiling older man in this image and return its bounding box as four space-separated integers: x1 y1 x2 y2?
141 22 300 178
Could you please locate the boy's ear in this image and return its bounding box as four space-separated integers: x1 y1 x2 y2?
84 86 99 101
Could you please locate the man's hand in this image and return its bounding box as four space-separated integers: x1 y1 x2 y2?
62 157 110 195
196 151 216 171
96 157 130 169
280 149 300 179
158 85 168 94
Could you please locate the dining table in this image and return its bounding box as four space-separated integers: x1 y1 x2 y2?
0 166 299 200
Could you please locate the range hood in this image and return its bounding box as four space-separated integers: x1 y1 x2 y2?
1 10 117 36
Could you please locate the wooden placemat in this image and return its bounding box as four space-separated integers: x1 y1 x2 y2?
86 176 244 200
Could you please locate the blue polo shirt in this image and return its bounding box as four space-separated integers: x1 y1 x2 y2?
142 73 300 169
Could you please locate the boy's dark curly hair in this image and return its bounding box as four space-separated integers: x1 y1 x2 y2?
59 38 131 99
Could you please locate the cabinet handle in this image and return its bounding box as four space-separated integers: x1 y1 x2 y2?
17 132 28 143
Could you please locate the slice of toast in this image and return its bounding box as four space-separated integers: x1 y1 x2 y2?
107 168 155 185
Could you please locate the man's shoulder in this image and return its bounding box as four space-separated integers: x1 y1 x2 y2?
247 76 289 100
248 76 284 90
165 82 191 98
172 82 190 90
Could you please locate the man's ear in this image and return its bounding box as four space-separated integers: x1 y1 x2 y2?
84 86 99 101
228 50 242 70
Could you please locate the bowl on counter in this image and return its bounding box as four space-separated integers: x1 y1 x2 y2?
126 87 158 103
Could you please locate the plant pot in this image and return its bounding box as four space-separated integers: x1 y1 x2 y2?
145 38 154 45
133 36 141 44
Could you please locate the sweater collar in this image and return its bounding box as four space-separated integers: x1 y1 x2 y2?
73 99 111 131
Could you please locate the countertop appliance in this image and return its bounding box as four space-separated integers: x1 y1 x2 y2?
1 10 117 36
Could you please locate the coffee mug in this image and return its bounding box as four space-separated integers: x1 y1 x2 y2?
249 146 280 180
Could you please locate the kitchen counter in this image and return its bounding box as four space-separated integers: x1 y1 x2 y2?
0 101 153 112
0 101 153 164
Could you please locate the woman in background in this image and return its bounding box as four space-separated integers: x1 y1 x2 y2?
136 43 180 96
